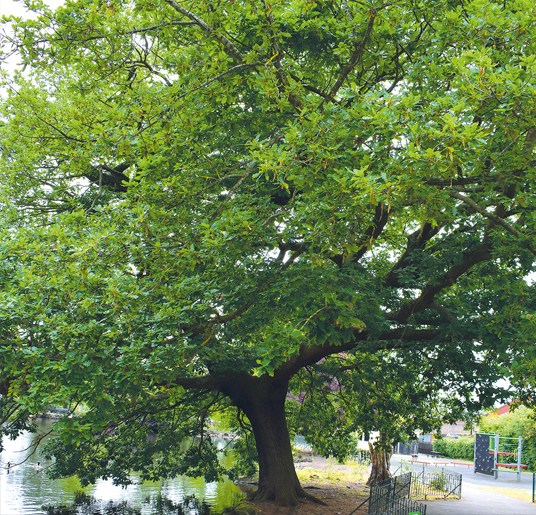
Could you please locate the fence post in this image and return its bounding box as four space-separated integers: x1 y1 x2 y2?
532 472 535 503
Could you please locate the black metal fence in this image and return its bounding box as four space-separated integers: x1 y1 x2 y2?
353 468 458 515
412 469 462 500
368 473 412 513
392 441 433 456
393 442 419 455
370 496 427 515
417 442 433 455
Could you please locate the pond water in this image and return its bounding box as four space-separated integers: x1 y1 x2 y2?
0 420 244 515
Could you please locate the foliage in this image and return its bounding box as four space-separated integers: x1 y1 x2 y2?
1 0 536 504
479 406 536 469
428 470 448 491
286 349 495 457
433 436 474 461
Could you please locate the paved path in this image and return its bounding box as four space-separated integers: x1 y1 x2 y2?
426 483 535 514
391 454 533 489
390 454 535 514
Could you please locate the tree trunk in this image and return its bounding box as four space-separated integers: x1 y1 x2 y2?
220 373 320 506
367 439 392 485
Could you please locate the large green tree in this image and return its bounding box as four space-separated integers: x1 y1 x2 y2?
1 0 536 506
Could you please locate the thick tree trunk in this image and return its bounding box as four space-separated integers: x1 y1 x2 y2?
220 373 321 506
367 440 392 485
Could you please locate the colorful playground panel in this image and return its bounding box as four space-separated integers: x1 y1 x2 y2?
488 434 527 481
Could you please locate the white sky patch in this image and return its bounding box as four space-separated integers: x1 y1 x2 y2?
1 0 64 79
1 0 62 18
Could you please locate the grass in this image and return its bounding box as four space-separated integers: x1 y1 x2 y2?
295 459 369 485
474 485 534 503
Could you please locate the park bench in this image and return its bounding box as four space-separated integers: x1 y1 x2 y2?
450 461 473 468
493 463 528 472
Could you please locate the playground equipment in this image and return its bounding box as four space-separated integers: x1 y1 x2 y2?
474 433 494 475
489 434 528 482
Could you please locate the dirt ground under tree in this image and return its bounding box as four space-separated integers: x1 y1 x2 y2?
228 455 372 515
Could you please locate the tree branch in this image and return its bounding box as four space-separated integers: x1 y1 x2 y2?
383 222 439 288
353 202 390 263
163 0 244 62
127 20 197 35
430 301 454 323
262 1 302 111
425 176 488 187
279 327 444 378
210 161 256 220
168 374 219 390
449 189 522 239
387 243 492 323
321 10 376 107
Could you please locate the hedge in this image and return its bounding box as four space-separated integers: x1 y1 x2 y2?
433 436 474 460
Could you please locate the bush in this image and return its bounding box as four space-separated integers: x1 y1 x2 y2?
479 407 536 471
428 470 448 491
433 436 474 460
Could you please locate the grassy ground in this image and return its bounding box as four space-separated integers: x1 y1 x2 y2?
295 460 370 485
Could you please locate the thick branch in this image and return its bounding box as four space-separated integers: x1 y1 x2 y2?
278 327 444 379
169 374 219 390
85 163 131 192
383 222 439 287
0 377 11 396
387 243 492 323
430 301 454 323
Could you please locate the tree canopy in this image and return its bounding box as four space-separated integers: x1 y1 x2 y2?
1 0 536 506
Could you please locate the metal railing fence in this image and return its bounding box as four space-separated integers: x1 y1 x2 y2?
370 496 427 515
368 473 412 513
411 469 462 499
352 468 456 515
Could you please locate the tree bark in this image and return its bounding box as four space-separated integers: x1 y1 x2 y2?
220 372 321 506
367 439 392 485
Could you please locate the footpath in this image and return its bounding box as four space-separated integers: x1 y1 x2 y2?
425 484 535 515
390 454 535 515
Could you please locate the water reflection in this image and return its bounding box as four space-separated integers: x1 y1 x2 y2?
0 420 244 515
43 492 213 515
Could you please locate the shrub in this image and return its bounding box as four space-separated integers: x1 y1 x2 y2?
433 436 474 460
